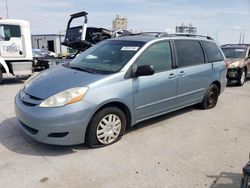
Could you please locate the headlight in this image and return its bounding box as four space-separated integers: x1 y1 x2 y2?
39 87 88 107
228 61 239 68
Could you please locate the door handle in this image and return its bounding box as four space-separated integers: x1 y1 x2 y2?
168 73 176 79
178 71 185 77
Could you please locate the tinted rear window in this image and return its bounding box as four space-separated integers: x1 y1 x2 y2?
202 41 224 62
174 40 205 67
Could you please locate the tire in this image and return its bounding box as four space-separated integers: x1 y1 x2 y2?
240 174 249 188
0 69 2 84
86 107 126 148
237 68 246 86
199 84 219 109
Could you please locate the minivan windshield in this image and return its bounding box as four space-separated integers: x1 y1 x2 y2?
221 47 247 59
70 40 145 74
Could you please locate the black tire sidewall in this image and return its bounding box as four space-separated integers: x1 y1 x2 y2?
86 107 126 148
237 68 246 86
200 84 219 109
0 69 2 84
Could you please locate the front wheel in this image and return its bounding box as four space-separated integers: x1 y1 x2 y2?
237 68 246 86
199 84 219 109
86 107 126 148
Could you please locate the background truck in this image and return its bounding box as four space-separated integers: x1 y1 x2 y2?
0 19 33 83
33 11 132 70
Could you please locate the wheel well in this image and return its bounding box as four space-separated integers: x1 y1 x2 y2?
211 81 221 95
94 102 132 129
244 66 247 72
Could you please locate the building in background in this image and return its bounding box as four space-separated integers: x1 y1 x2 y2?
176 23 197 34
31 34 68 56
112 15 128 30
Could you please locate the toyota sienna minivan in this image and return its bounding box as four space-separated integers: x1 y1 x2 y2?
15 33 227 147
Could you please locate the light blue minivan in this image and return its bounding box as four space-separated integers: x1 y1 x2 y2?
15 34 227 147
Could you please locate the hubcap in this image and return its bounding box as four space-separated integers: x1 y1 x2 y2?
208 91 215 104
241 70 246 84
96 114 121 145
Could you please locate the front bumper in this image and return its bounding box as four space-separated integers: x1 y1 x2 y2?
227 68 240 80
15 91 96 145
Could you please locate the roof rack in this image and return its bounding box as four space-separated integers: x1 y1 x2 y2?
131 32 214 40
157 33 214 40
221 43 250 47
130 32 162 36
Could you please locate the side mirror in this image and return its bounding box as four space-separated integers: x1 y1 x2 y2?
135 65 155 77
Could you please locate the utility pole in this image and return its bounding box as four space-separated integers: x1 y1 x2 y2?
239 32 242 44
5 0 9 18
242 32 245 44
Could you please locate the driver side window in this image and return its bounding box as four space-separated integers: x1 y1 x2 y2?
0 24 21 41
136 41 173 72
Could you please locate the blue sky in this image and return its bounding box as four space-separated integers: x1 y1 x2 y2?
0 0 249 44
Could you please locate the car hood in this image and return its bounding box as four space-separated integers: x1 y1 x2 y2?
227 58 245 68
24 66 107 99
227 58 243 63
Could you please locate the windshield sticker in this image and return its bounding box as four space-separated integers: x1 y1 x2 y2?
86 55 98 59
121 46 139 51
235 49 245 52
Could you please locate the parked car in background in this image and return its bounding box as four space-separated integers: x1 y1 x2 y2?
32 49 57 58
15 33 227 147
32 48 57 70
221 44 250 86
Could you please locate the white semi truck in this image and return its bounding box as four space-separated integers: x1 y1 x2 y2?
0 19 33 83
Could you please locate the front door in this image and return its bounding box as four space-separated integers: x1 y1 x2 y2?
133 41 178 122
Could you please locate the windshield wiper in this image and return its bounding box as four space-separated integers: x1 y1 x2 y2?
70 65 96 74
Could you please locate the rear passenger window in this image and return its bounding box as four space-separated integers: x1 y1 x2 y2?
202 41 224 62
136 41 172 72
174 40 205 67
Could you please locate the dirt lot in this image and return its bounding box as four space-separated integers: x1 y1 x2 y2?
0 76 250 188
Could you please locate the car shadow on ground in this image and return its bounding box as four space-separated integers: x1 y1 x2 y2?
227 77 250 87
126 105 196 133
0 117 89 157
207 172 242 188
0 106 196 157
0 77 26 85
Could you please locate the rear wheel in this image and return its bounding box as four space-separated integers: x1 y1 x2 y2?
237 68 246 86
86 107 126 148
199 84 219 109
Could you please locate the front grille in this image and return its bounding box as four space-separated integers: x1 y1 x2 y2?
20 121 38 135
19 90 43 106
21 100 37 107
